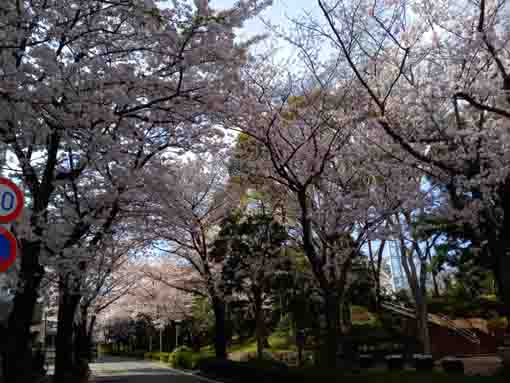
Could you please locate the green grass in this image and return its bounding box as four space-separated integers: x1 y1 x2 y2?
227 333 297 355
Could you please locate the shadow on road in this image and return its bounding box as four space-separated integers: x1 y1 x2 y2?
90 356 213 383
92 356 145 364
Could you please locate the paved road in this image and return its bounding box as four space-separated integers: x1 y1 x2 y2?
90 356 217 383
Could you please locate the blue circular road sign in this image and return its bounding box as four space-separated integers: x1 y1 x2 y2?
0 227 17 272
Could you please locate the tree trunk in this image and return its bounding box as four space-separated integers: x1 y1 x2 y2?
88 314 97 360
418 259 431 354
54 285 81 383
368 240 386 312
431 271 441 298
323 291 340 367
75 305 92 364
253 288 265 360
495 185 510 325
340 299 351 334
212 295 227 359
4 241 44 383
400 236 431 354
415 296 431 354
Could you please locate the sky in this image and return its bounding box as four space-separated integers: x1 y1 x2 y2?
209 0 318 39
160 0 325 62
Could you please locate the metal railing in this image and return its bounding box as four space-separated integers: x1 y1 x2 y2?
381 302 480 345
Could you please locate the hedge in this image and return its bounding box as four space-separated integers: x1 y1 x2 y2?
196 358 290 383
98 344 145 359
143 352 173 361
168 346 195 369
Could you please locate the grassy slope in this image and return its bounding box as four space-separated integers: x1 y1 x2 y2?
195 333 298 362
226 333 297 355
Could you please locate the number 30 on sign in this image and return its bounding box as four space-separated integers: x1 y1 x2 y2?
0 178 24 223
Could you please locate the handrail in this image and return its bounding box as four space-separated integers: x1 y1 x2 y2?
435 313 479 342
381 302 480 345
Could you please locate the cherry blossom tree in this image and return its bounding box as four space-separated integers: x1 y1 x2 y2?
226 59 401 364
73 235 146 363
310 0 510 318
139 155 237 358
387 210 441 354
99 262 194 328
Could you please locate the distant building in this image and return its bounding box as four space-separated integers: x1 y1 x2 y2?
0 272 57 357
388 241 408 292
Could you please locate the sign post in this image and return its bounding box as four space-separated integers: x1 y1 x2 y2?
0 177 24 272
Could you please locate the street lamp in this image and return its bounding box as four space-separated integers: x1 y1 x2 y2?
154 319 165 355
174 320 182 350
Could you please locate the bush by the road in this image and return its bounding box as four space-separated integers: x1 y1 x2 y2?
168 346 195 369
143 351 173 361
196 358 289 383
98 344 145 359
142 347 209 370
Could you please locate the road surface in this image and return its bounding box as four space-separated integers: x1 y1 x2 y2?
90 356 218 383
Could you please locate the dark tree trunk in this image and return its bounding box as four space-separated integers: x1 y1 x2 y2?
323 291 340 368
495 241 510 322
297 190 344 367
368 240 386 312
415 293 431 354
431 271 441 298
87 315 97 360
75 306 93 364
4 241 44 383
495 181 510 324
54 285 81 383
212 295 227 359
374 280 382 312
253 288 265 360
340 299 351 334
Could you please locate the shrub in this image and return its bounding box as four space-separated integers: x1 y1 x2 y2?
488 317 508 333
126 350 145 359
239 350 274 362
275 315 292 334
385 354 405 370
143 352 172 361
160 352 173 361
274 351 299 365
442 357 464 374
196 358 289 383
413 354 434 371
98 344 113 355
169 346 195 369
359 354 375 369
